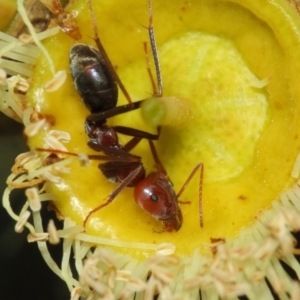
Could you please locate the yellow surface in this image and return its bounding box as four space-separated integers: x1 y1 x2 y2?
27 0 300 257
0 0 16 31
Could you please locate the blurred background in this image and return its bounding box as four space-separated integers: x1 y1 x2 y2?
0 113 70 300
0 1 70 297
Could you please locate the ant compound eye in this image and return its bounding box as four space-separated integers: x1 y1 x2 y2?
134 182 169 218
150 194 159 202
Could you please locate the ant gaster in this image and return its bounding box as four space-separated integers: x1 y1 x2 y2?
38 0 204 232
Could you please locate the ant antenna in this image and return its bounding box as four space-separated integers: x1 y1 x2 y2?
176 163 204 228
87 0 133 105
143 42 157 96
147 0 163 97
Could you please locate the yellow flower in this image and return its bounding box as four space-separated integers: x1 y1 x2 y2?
3 0 300 298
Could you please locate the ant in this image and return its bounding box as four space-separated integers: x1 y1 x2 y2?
68 0 161 185
38 0 204 232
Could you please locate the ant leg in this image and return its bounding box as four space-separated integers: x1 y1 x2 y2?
176 163 204 228
87 0 133 105
86 100 143 122
123 137 143 152
36 147 141 163
118 125 161 152
114 125 161 152
147 0 163 97
122 134 156 152
148 139 168 177
143 42 157 96
113 126 159 140
83 164 144 228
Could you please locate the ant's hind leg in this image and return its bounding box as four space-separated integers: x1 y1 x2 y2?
113 126 159 140
87 0 133 105
114 125 161 152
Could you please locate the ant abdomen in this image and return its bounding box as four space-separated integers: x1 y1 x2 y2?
69 44 118 114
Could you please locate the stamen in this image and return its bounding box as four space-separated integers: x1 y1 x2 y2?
43 70 67 92
15 210 31 233
26 187 41 212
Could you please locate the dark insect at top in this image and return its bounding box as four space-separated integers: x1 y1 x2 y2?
69 44 118 115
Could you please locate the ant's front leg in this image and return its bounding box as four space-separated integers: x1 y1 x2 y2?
87 0 133 106
83 161 145 228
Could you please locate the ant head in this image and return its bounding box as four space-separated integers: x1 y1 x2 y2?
134 172 182 231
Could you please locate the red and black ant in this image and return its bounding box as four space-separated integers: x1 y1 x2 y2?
38 0 204 232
